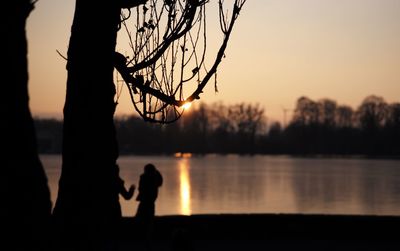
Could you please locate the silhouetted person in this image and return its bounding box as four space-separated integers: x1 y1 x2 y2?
135 163 163 242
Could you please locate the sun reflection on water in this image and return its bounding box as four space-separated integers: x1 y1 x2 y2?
179 159 192 215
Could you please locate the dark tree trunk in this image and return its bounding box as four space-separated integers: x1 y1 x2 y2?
2 1 52 249
52 0 123 247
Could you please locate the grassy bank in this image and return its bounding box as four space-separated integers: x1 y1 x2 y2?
121 213 400 239
115 213 400 250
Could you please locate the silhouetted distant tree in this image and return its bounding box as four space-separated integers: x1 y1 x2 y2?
208 102 236 152
228 103 266 153
2 1 51 249
383 103 400 155
387 103 400 128
292 96 320 126
318 99 337 128
335 105 354 128
355 95 389 154
263 122 284 153
315 99 337 152
357 95 389 132
334 105 358 154
269 122 283 136
288 97 354 154
288 97 320 153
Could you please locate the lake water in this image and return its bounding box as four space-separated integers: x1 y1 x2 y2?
41 154 400 217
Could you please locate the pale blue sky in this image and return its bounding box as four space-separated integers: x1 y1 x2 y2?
27 0 400 123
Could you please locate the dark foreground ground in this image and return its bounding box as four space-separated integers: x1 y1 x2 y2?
115 214 400 251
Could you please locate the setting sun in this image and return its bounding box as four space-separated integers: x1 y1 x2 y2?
182 102 192 111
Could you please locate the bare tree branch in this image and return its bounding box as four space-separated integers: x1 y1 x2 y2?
115 0 247 123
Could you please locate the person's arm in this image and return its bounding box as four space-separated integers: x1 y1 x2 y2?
120 183 135 200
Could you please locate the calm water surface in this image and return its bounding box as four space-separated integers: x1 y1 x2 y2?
42 154 400 217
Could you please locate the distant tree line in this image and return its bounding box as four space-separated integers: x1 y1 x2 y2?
266 95 400 156
35 95 400 156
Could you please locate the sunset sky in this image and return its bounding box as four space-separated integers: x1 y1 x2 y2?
27 0 400 124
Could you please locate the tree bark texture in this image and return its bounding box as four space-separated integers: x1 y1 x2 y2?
1 1 52 249
52 0 123 246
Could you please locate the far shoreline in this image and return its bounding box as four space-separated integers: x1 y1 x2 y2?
39 153 400 160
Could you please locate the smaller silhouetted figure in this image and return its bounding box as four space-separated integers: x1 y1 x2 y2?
115 164 135 201
118 176 135 201
135 163 163 242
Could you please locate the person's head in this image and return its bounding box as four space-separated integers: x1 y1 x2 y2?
144 163 156 174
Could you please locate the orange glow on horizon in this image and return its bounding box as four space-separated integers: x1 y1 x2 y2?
174 152 193 158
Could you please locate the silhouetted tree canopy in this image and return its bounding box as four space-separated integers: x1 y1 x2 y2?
52 0 247 248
